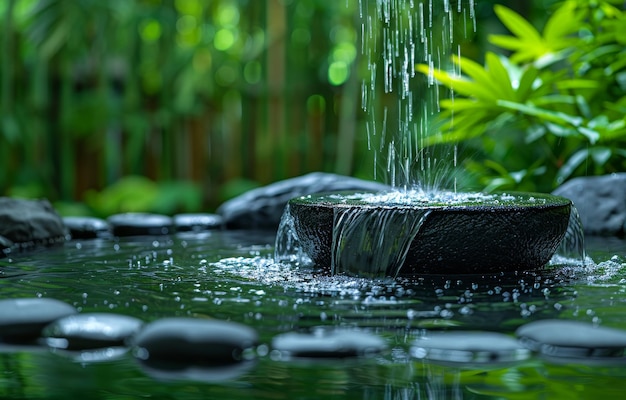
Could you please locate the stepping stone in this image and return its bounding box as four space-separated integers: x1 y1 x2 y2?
173 213 223 232
63 216 111 239
0 298 77 343
410 331 530 365
132 318 258 364
42 313 143 350
516 319 626 359
271 329 387 359
108 213 173 236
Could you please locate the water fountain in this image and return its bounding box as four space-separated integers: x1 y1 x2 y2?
275 0 574 277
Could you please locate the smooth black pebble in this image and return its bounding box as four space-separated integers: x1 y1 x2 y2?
173 213 223 232
411 331 530 365
108 213 173 236
516 319 626 359
133 318 258 364
63 216 111 239
0 298 77 343
42 312 143 350
271 328 387 359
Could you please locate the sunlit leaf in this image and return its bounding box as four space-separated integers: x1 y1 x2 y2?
415 64 498 101
543 1 581 42
497 100 583 127
485 53 515 100
494 5 542 43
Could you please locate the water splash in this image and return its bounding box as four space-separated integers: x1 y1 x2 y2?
550 205 588 266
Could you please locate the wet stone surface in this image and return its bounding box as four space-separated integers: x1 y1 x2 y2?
516 319 626 359
173 213 223 232
271 328 387 359
0 197 66 252
108 213 173 236
63 216 111 239
133 318 258 364
0 298 77 343
42 313 144 350
410 331 531 365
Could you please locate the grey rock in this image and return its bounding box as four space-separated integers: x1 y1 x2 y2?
217 172 390 229
133 318 258 364
42 313 143 350
553 173 626 236
516 319 626 359
411 331 530 365
0 197 66 253
0 298 77 343
271 328 387 359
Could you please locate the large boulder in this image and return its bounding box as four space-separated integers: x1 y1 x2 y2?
0 197 66 255
553 173 626 236
217 172 389 230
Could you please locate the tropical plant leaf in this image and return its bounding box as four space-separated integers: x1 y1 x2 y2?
494 5 542 43
485 53 516 100
415 63 498 101
497 100 583 127
556 148 589 184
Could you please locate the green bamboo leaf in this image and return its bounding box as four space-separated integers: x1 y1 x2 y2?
494 5 542 43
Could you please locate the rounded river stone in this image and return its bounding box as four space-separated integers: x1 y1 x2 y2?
63 216 111 239
173 213 223 232
42 313 144 350
108 213 173 236
271 329 387 359
133 318 258 364
0 298 77 343
516 319 626 359
411 331 531 365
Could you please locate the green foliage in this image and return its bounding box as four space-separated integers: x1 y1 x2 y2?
417 0 626 192
0 0 361 212
84 176 202 218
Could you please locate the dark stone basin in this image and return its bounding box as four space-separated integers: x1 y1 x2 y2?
287 191 572 275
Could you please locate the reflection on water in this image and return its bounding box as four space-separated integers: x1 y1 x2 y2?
1 230 626 399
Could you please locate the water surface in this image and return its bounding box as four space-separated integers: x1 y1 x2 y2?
1 231 626 399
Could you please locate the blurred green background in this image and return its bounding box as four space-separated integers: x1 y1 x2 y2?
2 0 623 217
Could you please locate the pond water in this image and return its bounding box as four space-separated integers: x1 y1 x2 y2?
1 230 626 399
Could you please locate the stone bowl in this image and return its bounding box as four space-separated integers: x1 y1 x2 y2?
287 191 571 275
